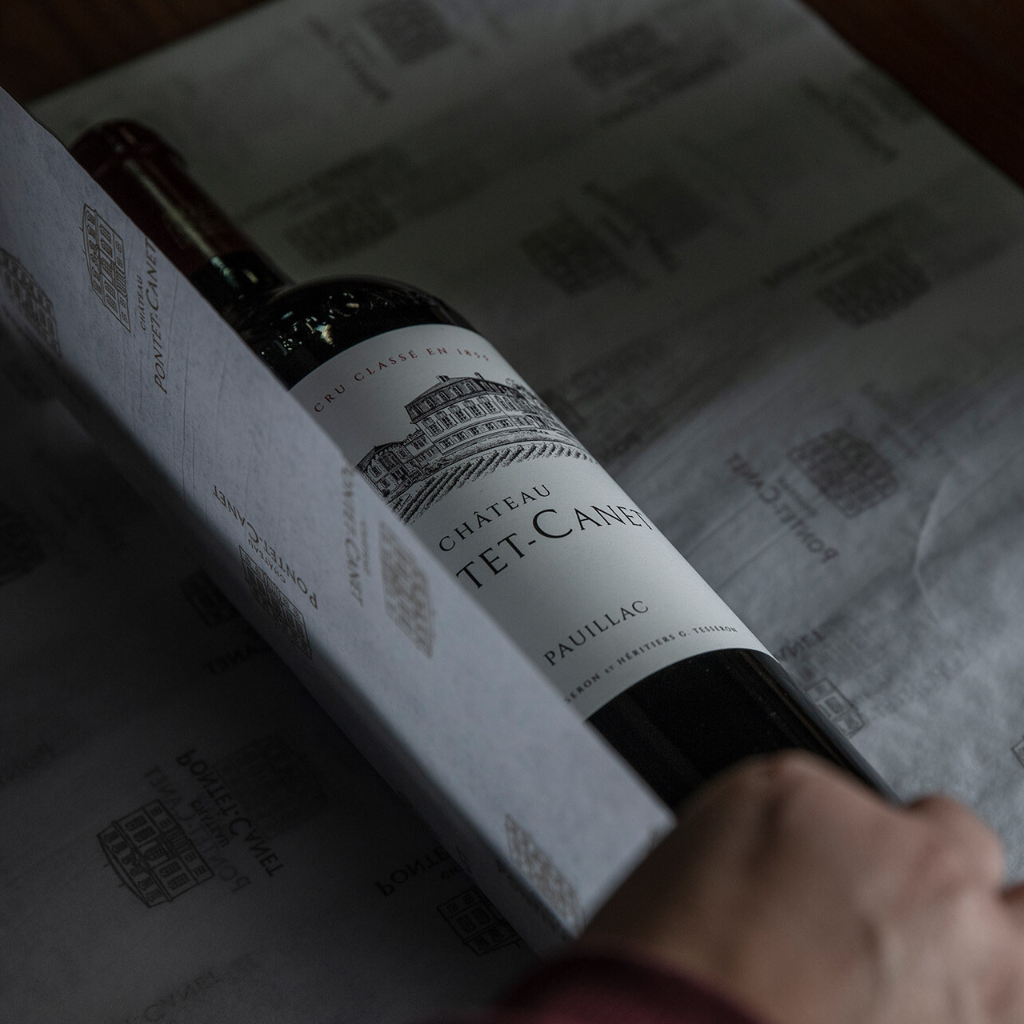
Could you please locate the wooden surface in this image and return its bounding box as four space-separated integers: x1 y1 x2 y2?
1 0 1024 184
0 0 271 103
802 0 1024 184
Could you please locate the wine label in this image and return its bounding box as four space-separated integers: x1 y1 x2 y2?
290 324 768 719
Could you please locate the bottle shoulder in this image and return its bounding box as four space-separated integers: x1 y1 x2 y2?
235 275 475 388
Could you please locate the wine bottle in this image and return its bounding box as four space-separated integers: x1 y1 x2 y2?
71 122 889 806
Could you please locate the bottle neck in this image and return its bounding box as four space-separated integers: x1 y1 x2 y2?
70 122 289 324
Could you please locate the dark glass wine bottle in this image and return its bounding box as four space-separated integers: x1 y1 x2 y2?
71 121 890 807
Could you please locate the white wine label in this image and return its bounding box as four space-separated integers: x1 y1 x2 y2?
290 323 768 719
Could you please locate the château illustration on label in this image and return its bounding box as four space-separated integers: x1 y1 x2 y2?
71 122 888 807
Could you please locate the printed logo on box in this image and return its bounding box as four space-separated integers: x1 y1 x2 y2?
505 814 583 932
0 247 60 358
789 428 899 518
98 800 214 907
239 547 312 657
804 677 864 737
438 886 521 955
379 521 434 656
81 204 131 331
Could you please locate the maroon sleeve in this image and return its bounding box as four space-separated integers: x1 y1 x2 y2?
432 952 767 1024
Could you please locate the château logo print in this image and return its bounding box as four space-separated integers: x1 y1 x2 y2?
505 814 583 932
437 886 521 955
0 248 60 358
570 21 675 90
98 800 213 907
521 214 626 296
788 428 898 518
379 522 434 657
815 247 931 326
360 0 455 66
100 737 316 907
81 204 131 330
358 372 592 523
239 547 312 658
804 678 864 737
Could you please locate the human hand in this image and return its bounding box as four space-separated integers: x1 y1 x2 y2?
581 751 1024 1024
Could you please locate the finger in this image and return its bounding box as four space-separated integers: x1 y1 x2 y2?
692 751 896 875
907 794 1005 887
1000 879 1024 919
678 752 834 848
702 750 859 808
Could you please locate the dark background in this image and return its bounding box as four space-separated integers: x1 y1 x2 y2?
1 0 1024 186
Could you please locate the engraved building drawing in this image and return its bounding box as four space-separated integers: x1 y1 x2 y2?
788 428 899 517
357 372 591 522
81 204 131 330
438 886 520 955
0 248 60 358
98 800 213 907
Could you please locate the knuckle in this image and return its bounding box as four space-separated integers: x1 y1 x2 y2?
757 753 834 832
718 752 816 808
709 753 847 837
945 888 998 948
911 796 1005 881
915 834 974 891
762 750 820 789
761 751 826 805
